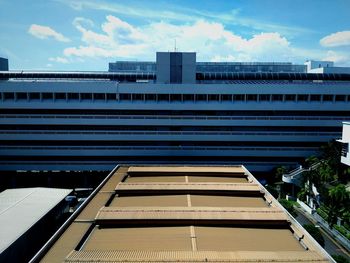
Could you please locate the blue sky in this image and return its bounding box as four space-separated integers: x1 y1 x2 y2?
0 0 349 71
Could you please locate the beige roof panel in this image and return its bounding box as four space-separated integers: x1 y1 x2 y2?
82 226 192 251
96 206 287 222
65 250 328 262
111 194 267 208
188 176 248 183
125 175 186 183
190 195 267 207
40 222 92 263
115 182 262 193
195 226 302 251
76 192 112 221
100 166 129 192
110 194 188 207
128 166 245 176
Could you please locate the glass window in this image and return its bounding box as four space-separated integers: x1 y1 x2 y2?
183 94 194 101
94 93 106 100
195 94 207 101
81 93 92 100
29 92 40 100
4 92 15 100
258 94 270 101
107 93 116 100
68 93 79 100
42 93 53 100
170 94 182 101
247 94 257 101
297 94 308 101
272 94 283 101
158 94 169 101
285 94 296 101
323 95 333 101
335 95 346 101
145 94 156 101
310 95 321 101
120 93 131 101
233 94 245 101
16 92 28 100
208 94 219 101
132 93 143 101
221 94 232 101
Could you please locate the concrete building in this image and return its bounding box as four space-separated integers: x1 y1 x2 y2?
305 60 334 72
1 52 350 172
305 60 350 74
31 165 334 263
0 57 8 71
338 122 350 166
110 59 307 73
0 187 72 263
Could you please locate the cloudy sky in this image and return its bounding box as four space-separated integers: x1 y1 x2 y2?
0 0 349 71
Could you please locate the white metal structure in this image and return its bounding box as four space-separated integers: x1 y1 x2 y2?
0 187 71 255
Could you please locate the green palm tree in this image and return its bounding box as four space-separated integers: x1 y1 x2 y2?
329 184 349 204
328 184 349 226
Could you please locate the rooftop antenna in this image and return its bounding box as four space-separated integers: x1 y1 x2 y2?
174 39 177 52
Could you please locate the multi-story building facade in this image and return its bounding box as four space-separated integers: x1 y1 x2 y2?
1 52 350 172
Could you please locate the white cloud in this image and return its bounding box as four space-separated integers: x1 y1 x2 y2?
62 15 305 63
73 17 95 28
323 50 350 66
49 56 70 63
56 0 312 37
320 31 350 47
28 24 70 42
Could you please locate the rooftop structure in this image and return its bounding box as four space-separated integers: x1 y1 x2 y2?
31 165 334 263
110 54 307 73
1 52 350 172
305 60 334 72
305 60 350 74
0 57 8 71
0 187 72 262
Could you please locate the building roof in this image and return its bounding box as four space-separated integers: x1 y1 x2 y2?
2 71 350 82
0 187 72 254
36 165 334 263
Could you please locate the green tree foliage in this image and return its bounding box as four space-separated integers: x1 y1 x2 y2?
320 140 344 181
318 161 336 183
329 184 349 204
265 184 278 198
332 254 350 263
273 165 287 182
321 140 341 167
305 155 319 167
343 211 350 228
279 199 297 217
303 224 325 247
297 187 307 201
327 184 350 226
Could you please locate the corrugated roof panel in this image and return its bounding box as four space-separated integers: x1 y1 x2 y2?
65 250 328 262
127 166 245 175
96 207 287 222
115 182 261 192
36 165 334 263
